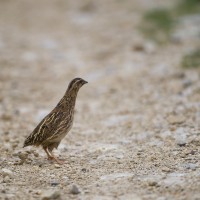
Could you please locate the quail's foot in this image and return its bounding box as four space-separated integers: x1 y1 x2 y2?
48 156 65 165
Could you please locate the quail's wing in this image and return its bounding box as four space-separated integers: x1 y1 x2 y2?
26 111 64 145
45 113 73 141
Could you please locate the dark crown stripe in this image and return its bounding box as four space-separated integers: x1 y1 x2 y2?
68 78 82 90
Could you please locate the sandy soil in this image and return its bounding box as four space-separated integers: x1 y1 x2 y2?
0 0 200 199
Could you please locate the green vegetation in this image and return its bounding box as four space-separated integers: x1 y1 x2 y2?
140 9 174 43
181 49 200 68
140 0 200 43
176 0 200 16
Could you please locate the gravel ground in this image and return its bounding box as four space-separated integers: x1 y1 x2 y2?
0 0 200 200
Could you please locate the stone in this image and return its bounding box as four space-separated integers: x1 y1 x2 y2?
54 164 61 168
81 168 87 173
1 168 13 178
119 193 142 200
33 151 39 157
13 150 29 164
133 43 145 52
167 115 185 124
50 180 60 187
177 140 187 147
13 157 23 165
3 176 11 183
4 143 12 152
175 127 187 147
35 190 42 195
148 180 158 187
182 79 193 88
162 167 171 173
189 150 196 155
18 152 29 161
184 163 197 170
70 184 81 195
1 114 12 121
144 41 157 54
41 190 61 200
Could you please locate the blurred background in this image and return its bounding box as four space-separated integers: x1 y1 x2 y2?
0 0 200 199
0 0 199 130
0 0 199 116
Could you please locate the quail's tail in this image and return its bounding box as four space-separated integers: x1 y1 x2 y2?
23 143 28 148
23 136 33 148
23 141 29 148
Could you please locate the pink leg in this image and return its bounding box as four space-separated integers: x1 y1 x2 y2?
43 146 53 160
46 147 64 165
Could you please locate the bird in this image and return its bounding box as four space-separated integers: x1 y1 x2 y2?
23 77 88 164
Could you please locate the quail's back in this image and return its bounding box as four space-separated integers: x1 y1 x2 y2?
23 78 88 164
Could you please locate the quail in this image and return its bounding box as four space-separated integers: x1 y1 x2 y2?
23 78 88 164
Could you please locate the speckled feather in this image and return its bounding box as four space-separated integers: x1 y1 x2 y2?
23 78 87 151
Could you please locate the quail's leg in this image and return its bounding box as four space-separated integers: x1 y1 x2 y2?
43 146 54 160
47 147 64 165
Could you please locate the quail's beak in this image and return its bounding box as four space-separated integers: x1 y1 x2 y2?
82 80 88 85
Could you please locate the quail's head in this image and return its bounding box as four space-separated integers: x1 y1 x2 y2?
68 78 88 91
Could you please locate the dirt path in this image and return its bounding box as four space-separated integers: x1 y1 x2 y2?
0 0 200 199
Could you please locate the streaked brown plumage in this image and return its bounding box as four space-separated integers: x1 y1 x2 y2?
23 77 88 164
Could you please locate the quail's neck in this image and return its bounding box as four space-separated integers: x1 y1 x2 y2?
66 87 80 98
56 88 79 108
65 88 80 104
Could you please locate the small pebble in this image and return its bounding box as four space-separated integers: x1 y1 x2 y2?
34 152 39 157
133 43 145 52
13 158 23 165
35 190 42 195
167 115 185 124
148 180 158 187
1 114 12 121
189 150 196 155
182 79 193 88
177 141 186 147
54 164 61 168
18 152 29 160
13 150 29 164
4 143 12 152
50 180 60 187
162 167 171 173
70 184 81 195
185 163 197 170
41 190 61 200
12 143 18 149
175 128 187 147
1 168 13 178
81 168 87 173
3 176 11 183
